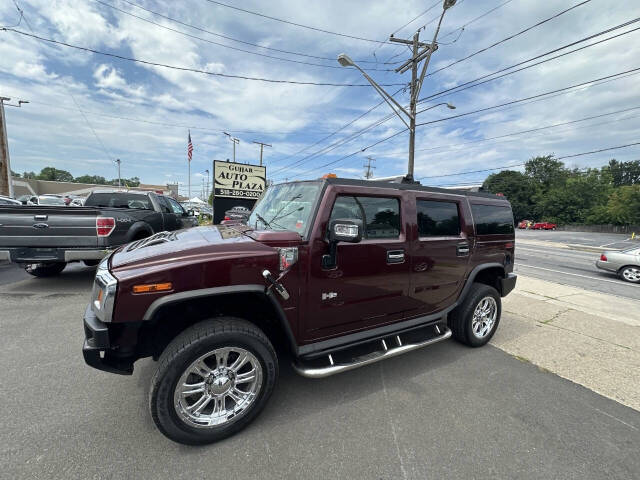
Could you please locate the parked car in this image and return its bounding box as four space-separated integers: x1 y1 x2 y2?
595 247 640 283
81 177 517 444
0 195 22 206
26 195 66 206
0 190 198 277
532 221 556 230
517 219 533 229
223 205 251 222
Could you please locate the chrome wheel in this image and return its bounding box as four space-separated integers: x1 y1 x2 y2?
174 347 263 429
621 267 640 282
471 296 498 339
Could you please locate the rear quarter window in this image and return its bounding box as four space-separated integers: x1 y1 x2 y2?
471 204 514 235
417 200 460 236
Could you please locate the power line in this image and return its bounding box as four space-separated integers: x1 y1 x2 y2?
92 0 394 71
202 0 393 44
23 99 341 136
117 0 392 64
0 28 408 87
418 142 640 180
427 0 592 78
438 0 516 42
416 66 640 127
289 68 640 178
383 105 640 156
418 18 640 104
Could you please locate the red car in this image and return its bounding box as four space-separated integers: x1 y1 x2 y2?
518 219 533 229
532 222 557 230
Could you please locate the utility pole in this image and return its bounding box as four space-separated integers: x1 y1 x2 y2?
337 0 456 182
223 132 240 162
115 158 121 187
364 156 376 179
252 141 272 166
0 97 28 197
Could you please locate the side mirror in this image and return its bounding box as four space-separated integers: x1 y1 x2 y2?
187 209 195 216
323 218 363 269
328 218 362 243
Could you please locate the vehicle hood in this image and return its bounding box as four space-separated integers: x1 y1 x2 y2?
110 225 276 270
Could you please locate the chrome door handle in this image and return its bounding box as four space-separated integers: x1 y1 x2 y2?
456 243 470 256
387 250 405 264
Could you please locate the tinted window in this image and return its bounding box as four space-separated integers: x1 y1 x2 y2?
166 197 185 215
85 193 152 210
39 196 66 205
330 196 400 239
471 204 514 235
417 200 460 236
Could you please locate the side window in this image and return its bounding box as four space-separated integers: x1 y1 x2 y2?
471 204 514 235
166 197 185 215
156 196 172 214
329 196 400 239
417 200 460 236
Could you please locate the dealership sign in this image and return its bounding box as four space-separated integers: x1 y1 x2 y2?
213 161 266 199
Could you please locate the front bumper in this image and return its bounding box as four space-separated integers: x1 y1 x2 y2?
82 304 133 375
500 273 517 297
0 247 110 263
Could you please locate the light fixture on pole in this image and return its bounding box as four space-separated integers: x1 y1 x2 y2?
337 0 456 182
223 132 240 162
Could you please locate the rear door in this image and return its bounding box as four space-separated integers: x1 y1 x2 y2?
0 206 99 247
304 188 412 338
408 194 472 315
155 196 179 231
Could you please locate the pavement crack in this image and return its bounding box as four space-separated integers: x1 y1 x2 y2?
379 363 408 480
540 308 573 324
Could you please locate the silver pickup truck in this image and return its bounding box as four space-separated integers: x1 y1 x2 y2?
0 190 198 276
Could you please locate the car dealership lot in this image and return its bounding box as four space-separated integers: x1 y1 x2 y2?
0 264 638 479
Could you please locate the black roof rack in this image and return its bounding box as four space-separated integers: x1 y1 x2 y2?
322 177 504 200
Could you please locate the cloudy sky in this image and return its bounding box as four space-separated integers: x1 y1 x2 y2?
1 0 639 194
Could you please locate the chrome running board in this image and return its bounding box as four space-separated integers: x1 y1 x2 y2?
292 325 452 379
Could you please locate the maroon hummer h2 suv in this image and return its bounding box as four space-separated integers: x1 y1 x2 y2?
83 177 516 444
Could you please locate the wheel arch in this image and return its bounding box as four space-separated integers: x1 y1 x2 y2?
126 222 153 242
138 285 297 359
458 263 506 302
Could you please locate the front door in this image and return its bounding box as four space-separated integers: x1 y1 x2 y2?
304 193 412 339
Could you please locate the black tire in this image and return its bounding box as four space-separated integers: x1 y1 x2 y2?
449 283 501 347
83 260 100 267
23 262 66 277
149 317 278 445
618 266 640 284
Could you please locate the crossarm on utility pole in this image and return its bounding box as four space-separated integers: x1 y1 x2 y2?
414 7 450 102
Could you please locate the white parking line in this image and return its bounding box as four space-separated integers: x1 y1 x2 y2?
514 263 627 285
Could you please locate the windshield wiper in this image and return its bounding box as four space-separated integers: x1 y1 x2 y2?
255 213 271 229
269 206 304 229
267 194 302 225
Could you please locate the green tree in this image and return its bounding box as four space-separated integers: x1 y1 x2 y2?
74 174 107 184
22 171 37 179
524 155 568 190
11 170 20 178
37 167 74 182
603 159 640 187
535 169 611 224
483 170 536 221
604 185 640 224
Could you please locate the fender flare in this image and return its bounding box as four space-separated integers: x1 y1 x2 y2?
457 263 506 303
126 222 153 242
141 284 298 353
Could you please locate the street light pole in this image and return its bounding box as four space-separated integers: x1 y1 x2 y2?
115 158 121 187
223 132 240 162
337 0 456 181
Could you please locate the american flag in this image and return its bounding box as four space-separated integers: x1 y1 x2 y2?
187 130 193 162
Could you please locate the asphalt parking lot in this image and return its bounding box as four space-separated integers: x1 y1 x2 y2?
1 263 638 479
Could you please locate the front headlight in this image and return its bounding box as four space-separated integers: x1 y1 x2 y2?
91 257 117 322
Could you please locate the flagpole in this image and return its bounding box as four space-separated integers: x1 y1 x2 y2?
188 130 191 202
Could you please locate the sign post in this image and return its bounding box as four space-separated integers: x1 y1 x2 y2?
213 160 266 224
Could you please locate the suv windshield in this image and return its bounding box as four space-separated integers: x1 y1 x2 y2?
248 181 321 237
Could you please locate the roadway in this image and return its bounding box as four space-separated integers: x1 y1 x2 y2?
515 230 640 300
